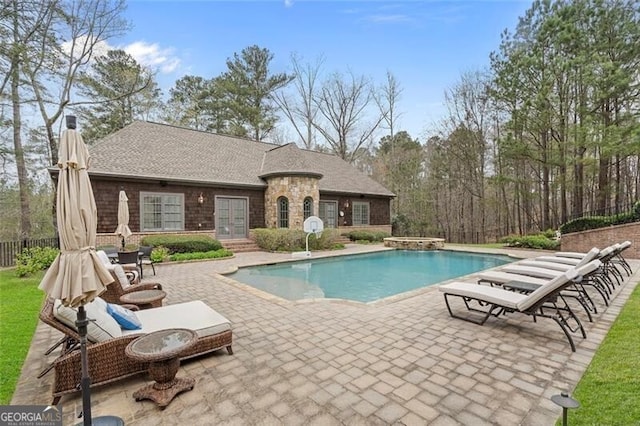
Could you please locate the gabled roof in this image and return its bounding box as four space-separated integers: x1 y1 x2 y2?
86 121 394 197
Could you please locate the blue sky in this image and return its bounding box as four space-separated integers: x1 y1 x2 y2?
110 0 531 142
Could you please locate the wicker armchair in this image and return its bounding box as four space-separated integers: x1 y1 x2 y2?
100 266 163 306
39 298 233 404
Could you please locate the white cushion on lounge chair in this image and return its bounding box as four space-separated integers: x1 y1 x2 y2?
477 271 549 286
122 300 231 338
516 260 572 272
538 247 606 266
501 265 562 279
438 281 526 309
53 298 122 342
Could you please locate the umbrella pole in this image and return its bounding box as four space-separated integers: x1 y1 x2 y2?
76 305 92 426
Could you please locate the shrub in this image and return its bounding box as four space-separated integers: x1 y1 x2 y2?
499 233 560 250
342 230 390 243
140 234 222 254
253 228 339 252
560 200 640 234
14 246 59 277
169 249 233 262
150 246 170 263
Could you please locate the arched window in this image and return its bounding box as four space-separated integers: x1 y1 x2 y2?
303 197 313 220
278 197 289 228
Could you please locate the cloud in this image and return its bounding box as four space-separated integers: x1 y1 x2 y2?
124 41 181 73
284 0 294 7
62 36 181 74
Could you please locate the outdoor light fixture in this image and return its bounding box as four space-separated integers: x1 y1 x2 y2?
552 391 580 426
197 193 204 204
344 201 350 208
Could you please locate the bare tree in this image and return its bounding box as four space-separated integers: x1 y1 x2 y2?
374 71 404 211
24 0 129 165
272 53 324 149
313 71 384 163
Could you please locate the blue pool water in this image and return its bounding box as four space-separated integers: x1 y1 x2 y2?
228 250 513 302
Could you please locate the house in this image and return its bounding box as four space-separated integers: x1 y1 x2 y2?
84 121 395 245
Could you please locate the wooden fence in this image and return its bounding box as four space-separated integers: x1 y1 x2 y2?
0 237 59 267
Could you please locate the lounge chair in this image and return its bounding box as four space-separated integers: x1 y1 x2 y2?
516 248 601 272
439 260 601 351
502 247 600 279
39 297 233 404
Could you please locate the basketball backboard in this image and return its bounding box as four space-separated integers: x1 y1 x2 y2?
303 216 324 235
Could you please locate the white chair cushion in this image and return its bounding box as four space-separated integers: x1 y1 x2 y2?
53 297 122 342
438 281 526 310
112 264 131 289
96 250 112 267
122 300 231 338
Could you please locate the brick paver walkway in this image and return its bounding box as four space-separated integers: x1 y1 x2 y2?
12 244 638 425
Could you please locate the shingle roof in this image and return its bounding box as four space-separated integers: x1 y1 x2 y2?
86 121 395 197
259 143 323 178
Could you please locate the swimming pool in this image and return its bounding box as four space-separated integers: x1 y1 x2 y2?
227 250 513 302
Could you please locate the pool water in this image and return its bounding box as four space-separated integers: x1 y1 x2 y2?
228 250 513 302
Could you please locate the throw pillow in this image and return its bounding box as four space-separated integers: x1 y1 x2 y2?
106 303 142 330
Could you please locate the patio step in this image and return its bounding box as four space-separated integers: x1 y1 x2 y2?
221 239 262 253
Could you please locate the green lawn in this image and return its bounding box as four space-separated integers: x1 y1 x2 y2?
566 282 640 424
0 269 45 404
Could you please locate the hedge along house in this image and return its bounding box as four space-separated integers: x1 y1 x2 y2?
79 121 395 247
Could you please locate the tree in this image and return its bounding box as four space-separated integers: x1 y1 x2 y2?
163 75 227 133
1 0 128 238
272 53 324 149
75 49 162 142
219 45 293 141
313 71 384 162
374 71 404 212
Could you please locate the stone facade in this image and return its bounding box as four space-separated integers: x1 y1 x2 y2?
263 175 320 229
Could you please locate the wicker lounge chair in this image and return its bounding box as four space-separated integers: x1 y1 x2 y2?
439 260 601 351
39 297 233 404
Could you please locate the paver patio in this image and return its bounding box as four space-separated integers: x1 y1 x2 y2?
12 244 638 425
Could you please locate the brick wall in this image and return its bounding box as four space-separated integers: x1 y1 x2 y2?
560 222 639 259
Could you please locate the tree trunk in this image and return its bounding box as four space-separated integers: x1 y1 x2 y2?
11 5 31 238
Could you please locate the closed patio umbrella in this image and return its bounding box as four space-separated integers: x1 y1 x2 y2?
115 190 132 250
39 116 120 426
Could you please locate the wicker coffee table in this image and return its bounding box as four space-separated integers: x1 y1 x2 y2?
125 328 198 409
119 289 166 309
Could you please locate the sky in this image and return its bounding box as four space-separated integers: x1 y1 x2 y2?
108 0 532 143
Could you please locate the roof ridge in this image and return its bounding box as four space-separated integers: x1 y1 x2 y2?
132 120 283 147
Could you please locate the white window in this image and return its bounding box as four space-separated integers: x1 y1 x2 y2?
140 192 184 231
353 201 370 225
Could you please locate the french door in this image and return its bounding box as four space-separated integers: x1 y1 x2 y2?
216 197 248 239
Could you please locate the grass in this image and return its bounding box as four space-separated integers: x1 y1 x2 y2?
565 282 640 425
0 269 45 404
